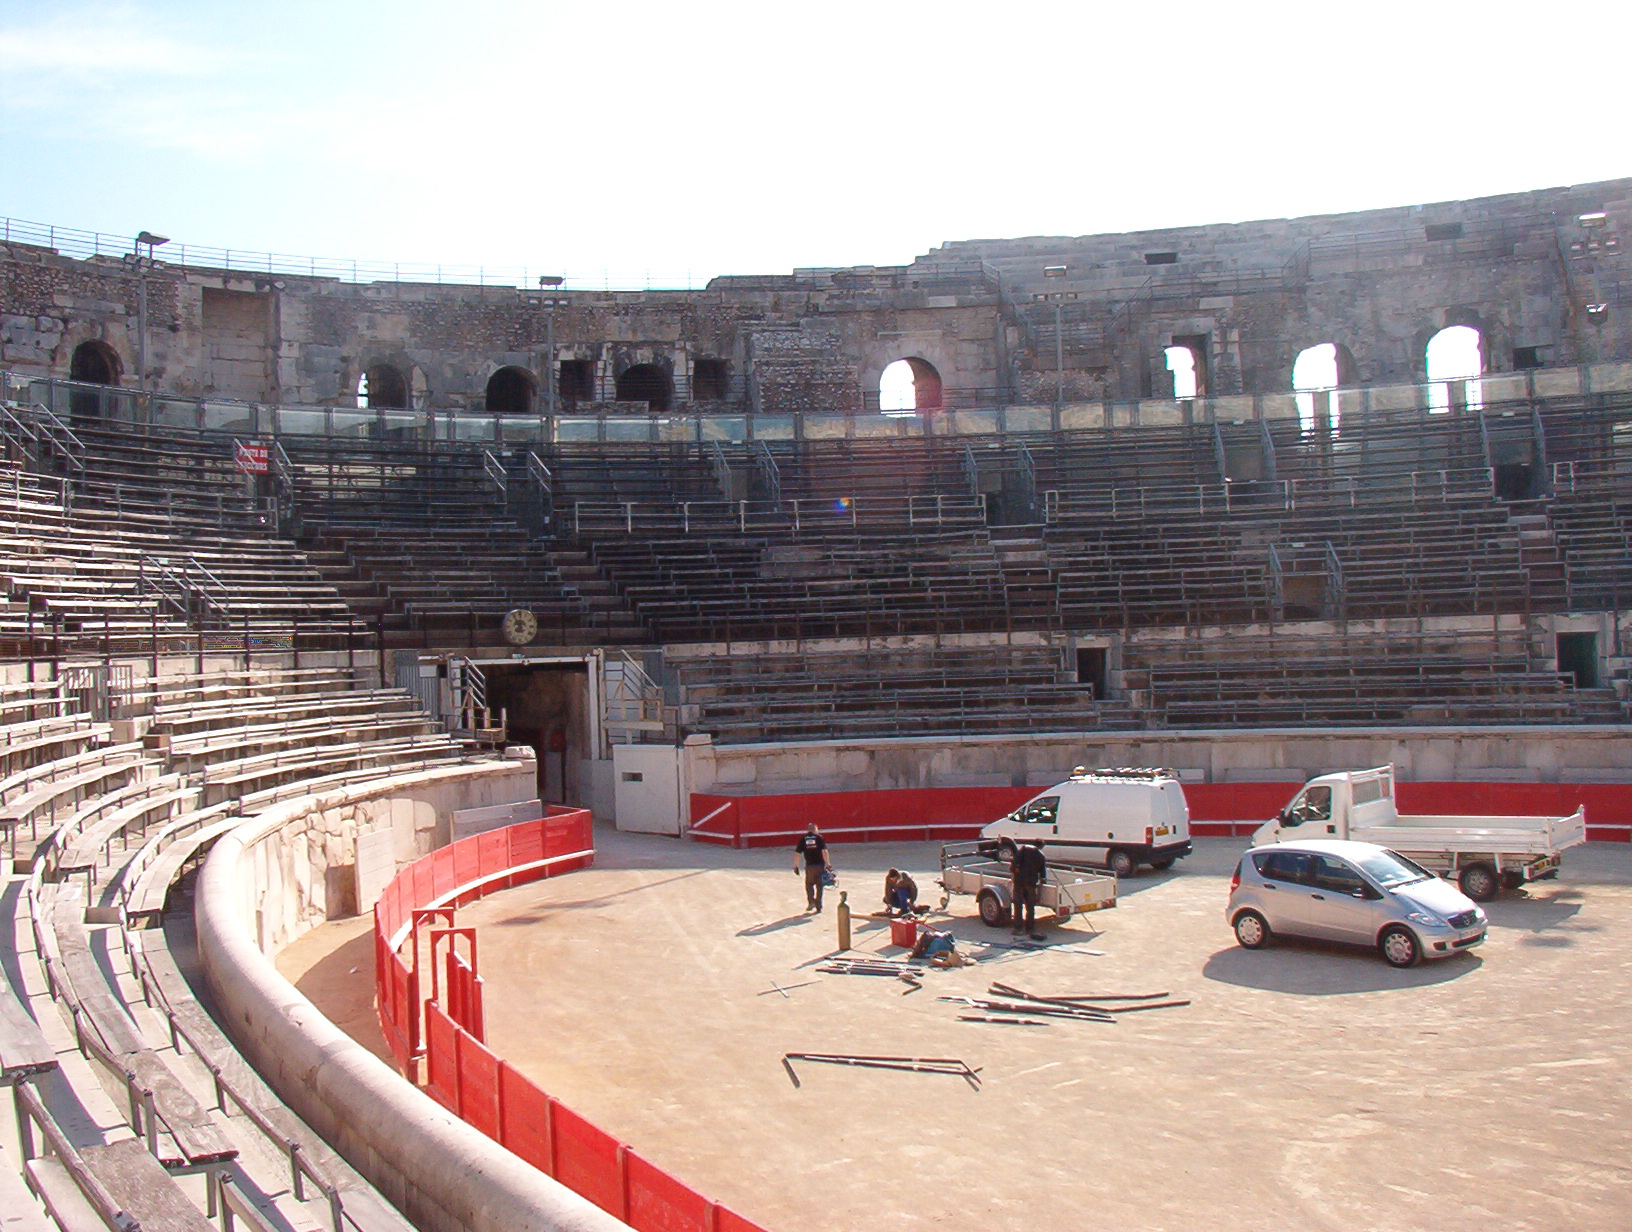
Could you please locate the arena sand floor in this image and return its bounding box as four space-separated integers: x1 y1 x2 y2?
277 828 1632 1232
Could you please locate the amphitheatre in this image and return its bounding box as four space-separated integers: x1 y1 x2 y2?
0 175 1628 1232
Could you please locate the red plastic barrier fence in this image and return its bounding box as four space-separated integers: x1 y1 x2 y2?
552 1103 626 1219
373 806 772 1232
691 779 1632 845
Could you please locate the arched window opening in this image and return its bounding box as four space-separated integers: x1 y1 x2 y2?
614 363 672 413
1165 346 1198 399
410 366 430 410
878 357 943 415
68 341 121 420
1293 342 1341 433
356 364 409 410
1426 325 1483 414
485 366 535 415
70 340 121 386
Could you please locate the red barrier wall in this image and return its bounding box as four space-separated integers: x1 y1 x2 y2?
691 780 1632 845
373 807 771 1232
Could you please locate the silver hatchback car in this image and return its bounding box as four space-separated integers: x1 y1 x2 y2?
1227 839 1488 968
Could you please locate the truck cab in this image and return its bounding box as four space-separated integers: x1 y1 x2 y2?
1253 766 1396 846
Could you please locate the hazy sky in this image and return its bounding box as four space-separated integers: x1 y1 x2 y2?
1 1 1626 286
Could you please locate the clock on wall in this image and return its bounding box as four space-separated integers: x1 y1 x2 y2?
501 608 538 646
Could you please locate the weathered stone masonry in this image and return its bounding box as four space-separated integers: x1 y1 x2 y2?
3 178 1627 413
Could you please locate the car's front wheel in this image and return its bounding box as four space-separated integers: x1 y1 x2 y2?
1379 924 1421 968
1233 910 1271 950
1107 849 1138 878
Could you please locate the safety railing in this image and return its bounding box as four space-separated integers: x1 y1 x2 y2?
371 809 772 1231
14 368 1630 454
571 493 988 536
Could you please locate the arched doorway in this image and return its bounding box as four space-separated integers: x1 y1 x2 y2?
1426 325 1483 413
356 364 409 409
614 364 671 413
1293 342 1351 433
1164 345 1200 399
486 366 536 415
878 357 943 413
69 340 121 419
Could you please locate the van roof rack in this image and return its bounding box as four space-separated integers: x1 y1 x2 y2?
1068 766 1178 782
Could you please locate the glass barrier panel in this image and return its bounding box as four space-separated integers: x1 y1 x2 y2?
749 415 795 440
1587 362 1632 393
697 416 745 442
1259 393 1300 420
803 414 850 439
1060 404 1107 431
202 402 254 434
499 417 546 443
943 409 999 435
331 410 378 439
151 398 201 430
380 411 427 441
1004 406 1051 434
604 417 652 442
1210 394 1256 421
556 417 600 442
654 416 697 443
451 415 496 442
275 408 328 436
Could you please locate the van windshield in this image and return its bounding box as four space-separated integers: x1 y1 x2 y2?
1354 848 1433 888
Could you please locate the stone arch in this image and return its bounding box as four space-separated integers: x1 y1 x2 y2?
67 339 123 420
1425 324 1483 413
878 357 943 413
485 365 536 415
357 363 410 410
70 340 122 386
1291 342 1359 433
614 363 672 413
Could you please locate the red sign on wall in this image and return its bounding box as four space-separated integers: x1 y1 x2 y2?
235 441 269 473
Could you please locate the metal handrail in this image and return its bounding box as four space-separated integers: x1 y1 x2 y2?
753 441 781 505
480 449 506 501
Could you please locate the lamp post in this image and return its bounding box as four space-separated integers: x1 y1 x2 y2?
538 276 565 414
132 231 170 394
1043 265 1068 412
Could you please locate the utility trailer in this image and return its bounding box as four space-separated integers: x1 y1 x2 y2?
938 841 1117 928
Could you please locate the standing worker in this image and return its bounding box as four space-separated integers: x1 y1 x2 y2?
1009 840 1047 941
794 821 831 913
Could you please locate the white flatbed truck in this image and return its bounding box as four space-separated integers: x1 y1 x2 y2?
1252 764 1586 902
938 841 1117 927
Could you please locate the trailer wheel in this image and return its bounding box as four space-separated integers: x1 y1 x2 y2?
977 890 1010 928
1457 863 1499 903
1107 849 1138 878
1379 925 1421 968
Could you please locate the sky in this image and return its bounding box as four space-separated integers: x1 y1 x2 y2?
1 0 1627 288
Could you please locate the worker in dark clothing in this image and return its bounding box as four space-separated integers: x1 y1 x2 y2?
793 822 830 913
883 868 918 915
1009 841 1047 940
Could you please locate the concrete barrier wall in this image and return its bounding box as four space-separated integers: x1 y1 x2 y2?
196 761 630 1232
685 726 1632 801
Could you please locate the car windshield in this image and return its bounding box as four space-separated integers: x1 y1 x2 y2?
1353 848 1433 888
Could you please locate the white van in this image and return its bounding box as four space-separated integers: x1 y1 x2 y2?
982 767 1193 876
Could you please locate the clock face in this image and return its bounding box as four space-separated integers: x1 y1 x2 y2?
502 608 538 645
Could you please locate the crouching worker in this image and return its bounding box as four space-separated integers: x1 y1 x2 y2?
883 868 919 916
